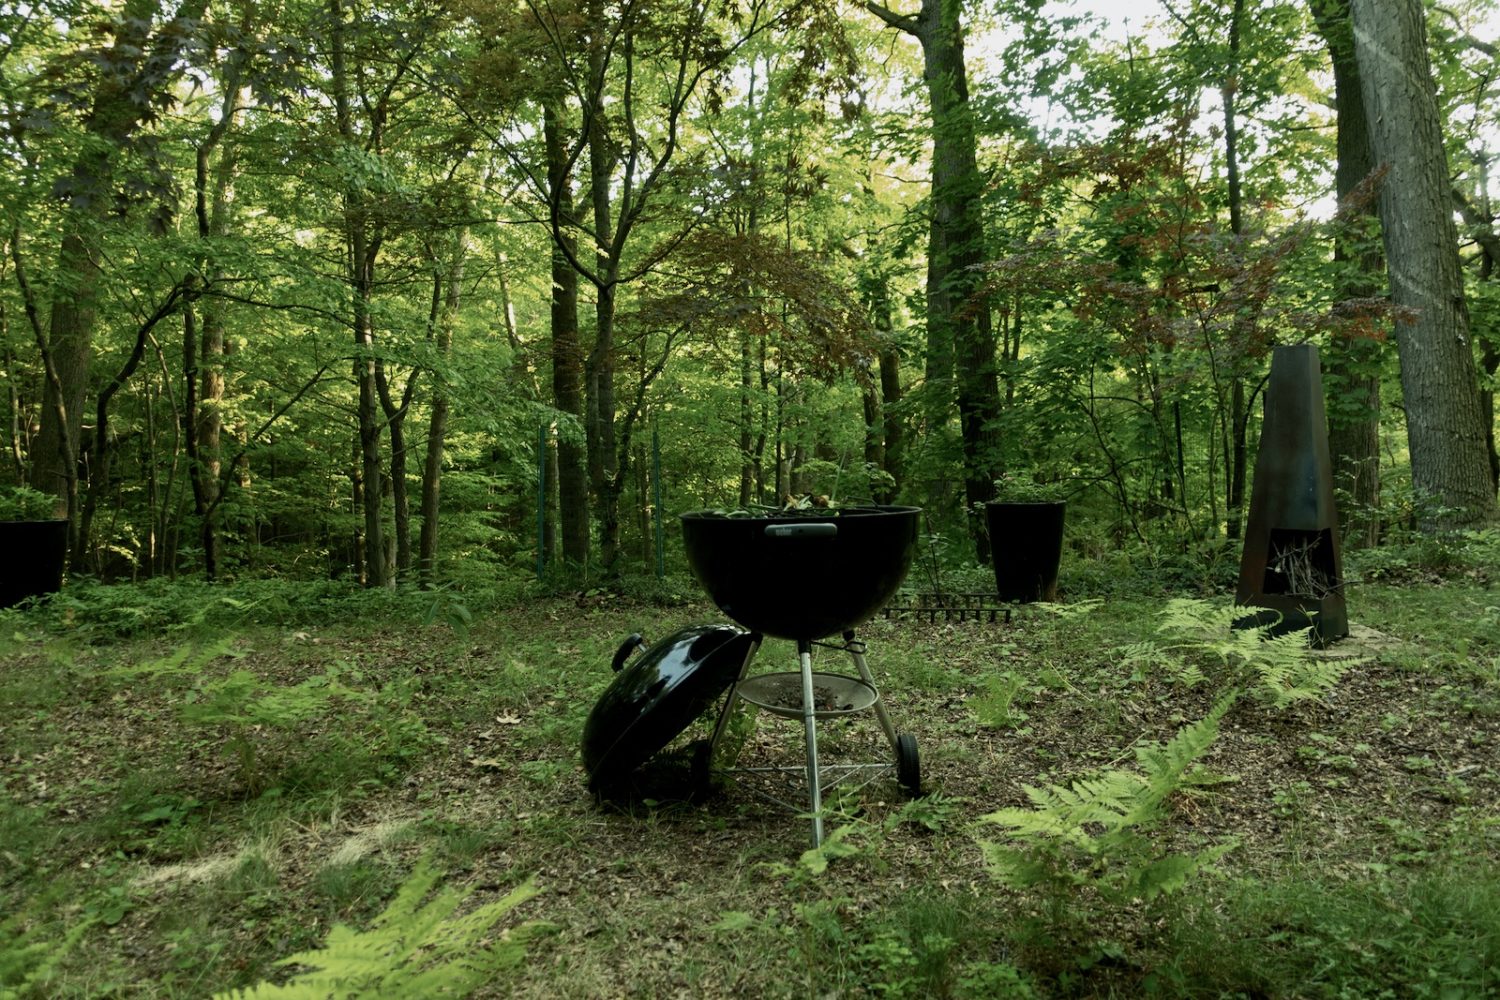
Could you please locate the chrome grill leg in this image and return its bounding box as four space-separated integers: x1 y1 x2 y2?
798 639 823 847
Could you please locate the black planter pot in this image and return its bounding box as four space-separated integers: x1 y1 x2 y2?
985 501 1064 603
0 518 68 608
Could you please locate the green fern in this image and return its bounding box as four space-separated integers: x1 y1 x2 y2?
977 694 1238 904
1117 639 1206 688
106 636 240 680
216 860 551 999
0 896 91 999
1148 599 1356 707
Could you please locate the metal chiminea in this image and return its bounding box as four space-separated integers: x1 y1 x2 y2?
1236 344 1348 646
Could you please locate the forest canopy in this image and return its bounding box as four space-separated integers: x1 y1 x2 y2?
1 0 1496 587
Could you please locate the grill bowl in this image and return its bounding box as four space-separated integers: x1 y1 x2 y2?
679 505 920 640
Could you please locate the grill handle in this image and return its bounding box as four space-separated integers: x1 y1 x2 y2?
611 633 646 672
764 522 837 539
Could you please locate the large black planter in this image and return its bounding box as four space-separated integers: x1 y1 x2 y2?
0 519 68 608
985 501 1065 603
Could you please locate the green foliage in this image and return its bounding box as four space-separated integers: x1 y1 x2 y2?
36 578 505 641
971 670 1031 729
990 472 1067 504
1128 598 1356 707
1156 862 1500 998
112 638 375 790
887 792 964 834
180 666 366 730
0 895 90 999
977 694 1239 907
956 959 1039 999
215 860 551 999
1347 527 1500 585
0 486 57 521
107 635 241 680
756 823 875 885
419 588 474 637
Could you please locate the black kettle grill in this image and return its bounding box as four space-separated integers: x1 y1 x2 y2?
582 505 923 847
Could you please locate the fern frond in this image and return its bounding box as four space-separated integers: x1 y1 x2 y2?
1126 840 1239 901
978 841 1072 890
216 861 548 999
1148 598 1354 707
107 637 239 680
1131 694 1236 793
0 900 91 999
976 696 1239 907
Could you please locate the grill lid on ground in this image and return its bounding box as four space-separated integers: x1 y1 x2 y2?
581 623 755 795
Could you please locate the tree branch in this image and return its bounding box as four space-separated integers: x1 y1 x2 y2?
863 0 918 35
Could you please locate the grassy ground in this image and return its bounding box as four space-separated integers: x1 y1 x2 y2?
1 557 1498 998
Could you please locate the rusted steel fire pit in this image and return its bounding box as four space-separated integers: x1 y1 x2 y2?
1236 344 1349 646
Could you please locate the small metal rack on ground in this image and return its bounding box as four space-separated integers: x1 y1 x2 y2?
881 591 1013 624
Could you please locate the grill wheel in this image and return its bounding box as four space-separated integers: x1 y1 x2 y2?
896 732 921 798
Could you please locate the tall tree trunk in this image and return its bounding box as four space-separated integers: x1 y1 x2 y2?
1223 0 1250 542
2 312 22 478
879 343 905 503
375 362 416 580
32 0 208 542
1452 183 1500 494
545 98 591 567
738 64 762 510
862 266 904 503
1310 0 1384 547
862 380 884 475
349 434 365 583
1350 0 1496 528
754 337 771 503
866 0 1000 558
332 0 388 584
585 15 622 573
185 74 242 580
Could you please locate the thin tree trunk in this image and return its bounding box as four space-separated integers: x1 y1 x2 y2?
149 333 183 578
879 344 905 503
864 267 903 503
418 237 463 586
375 362 415 580
1224 0 1249 541
76 284 191 570
2 295 24 479
754 337 770 503
586 133 621 571
185 76 240 579
740 329 756 507
1452 183 1500 494
350 434 365 584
